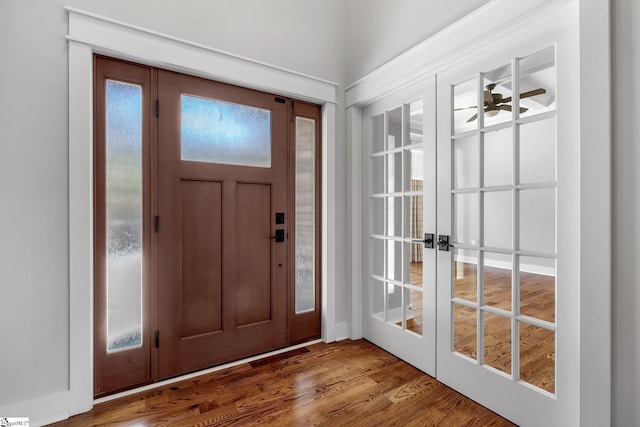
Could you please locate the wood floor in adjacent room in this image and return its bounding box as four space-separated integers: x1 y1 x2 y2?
50 340 515 426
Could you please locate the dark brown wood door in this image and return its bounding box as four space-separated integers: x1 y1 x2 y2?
157 70 289 378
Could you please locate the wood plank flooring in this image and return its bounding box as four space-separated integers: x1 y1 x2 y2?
50 340 515 426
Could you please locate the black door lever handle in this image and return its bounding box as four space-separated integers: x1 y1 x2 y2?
271 229 285 243
437 235 453 251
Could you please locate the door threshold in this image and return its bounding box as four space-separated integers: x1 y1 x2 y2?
94 339 323 405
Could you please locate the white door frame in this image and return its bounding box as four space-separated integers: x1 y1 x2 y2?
347 0 610 425
67 7 339 417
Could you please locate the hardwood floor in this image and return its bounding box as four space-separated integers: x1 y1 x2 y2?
50 340 515 426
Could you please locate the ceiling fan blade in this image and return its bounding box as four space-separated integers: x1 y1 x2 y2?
520 88 546 99
519 107 529 113
498 105 512 112
455 106 478 111
501 88 546 105
467 113 478 123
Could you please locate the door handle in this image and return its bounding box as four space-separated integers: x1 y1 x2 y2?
412 233 434 249
437 235 454 251
271 229 285 243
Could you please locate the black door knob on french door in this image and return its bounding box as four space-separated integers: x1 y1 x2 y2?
412 233 434 249
437 235 454 251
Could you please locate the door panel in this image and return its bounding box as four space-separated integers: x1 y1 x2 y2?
157 70 288 378
179 180 223 337
236 182 273 326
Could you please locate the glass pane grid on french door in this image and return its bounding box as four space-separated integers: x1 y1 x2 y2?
369 100 425 337
451 47 557 395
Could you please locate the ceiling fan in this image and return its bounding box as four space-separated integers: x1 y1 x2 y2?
456 83 547 122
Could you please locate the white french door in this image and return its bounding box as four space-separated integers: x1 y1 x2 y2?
436 43 567 425
362 78 436 375
362 15 579 426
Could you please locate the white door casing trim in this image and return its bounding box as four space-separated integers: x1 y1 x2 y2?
68 6 338 417
346 0 610 425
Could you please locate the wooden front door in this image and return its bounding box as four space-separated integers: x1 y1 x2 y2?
156 70 289 378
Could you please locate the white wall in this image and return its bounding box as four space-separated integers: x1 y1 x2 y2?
345 0 490 84
612 0 640 425
0 0 347 411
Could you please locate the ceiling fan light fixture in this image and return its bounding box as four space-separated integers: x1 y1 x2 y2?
485 109 500 117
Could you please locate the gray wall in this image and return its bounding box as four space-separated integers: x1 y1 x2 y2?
612 0 640 425
0 0 347 408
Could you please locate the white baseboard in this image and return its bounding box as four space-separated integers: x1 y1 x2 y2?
0 390 70 427
456 254 556 277
334 321 349 341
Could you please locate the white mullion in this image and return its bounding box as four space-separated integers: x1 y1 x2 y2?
516 109 556 125
476 72 484 367
400 104 411 331
451 297 479 310
516 314 557 332
451 187 480 195
383 111 389 322
512 57 521 382
516 182 557 191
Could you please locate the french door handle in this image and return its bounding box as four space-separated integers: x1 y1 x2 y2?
437 235 454 251
411 233 434 249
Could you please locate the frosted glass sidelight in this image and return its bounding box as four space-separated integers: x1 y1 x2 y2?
295 117 316 313
181 95 271 167
105 80 143 352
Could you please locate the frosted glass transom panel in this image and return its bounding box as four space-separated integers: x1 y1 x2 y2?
105 80 143 352
295 117 316 313
181 95 271 167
